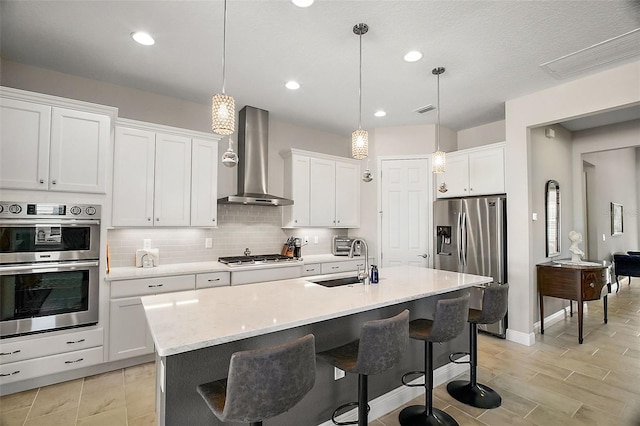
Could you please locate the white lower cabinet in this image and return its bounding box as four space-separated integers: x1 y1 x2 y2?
0 328 104 385
109 275 195 361
321 259 366 274
231 266 301 286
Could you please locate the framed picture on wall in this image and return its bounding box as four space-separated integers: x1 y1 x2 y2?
611 202 623 236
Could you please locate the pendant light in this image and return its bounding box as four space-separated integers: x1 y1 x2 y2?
432 67 446 173
221 138 238 168
351 23 368 160
212 0 235 137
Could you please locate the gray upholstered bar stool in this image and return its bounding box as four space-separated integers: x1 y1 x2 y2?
447 283 509 409
317 310 410 426
399 293 470 426
196 334 316 426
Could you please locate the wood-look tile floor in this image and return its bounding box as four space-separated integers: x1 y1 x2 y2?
376 282 640 426
1 283 638 426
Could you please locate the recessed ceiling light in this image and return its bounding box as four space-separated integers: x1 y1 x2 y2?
374 110 387 117
292 0 314 7
404 50 422 62
285 81 300 90
131 31 155 46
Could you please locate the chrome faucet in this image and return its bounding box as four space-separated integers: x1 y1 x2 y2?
244 247 251 256
349 239 369 285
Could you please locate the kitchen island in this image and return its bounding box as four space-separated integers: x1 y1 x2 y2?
142 265 492 425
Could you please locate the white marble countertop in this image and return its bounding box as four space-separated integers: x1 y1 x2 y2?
141 265 492 357
106 254 363 281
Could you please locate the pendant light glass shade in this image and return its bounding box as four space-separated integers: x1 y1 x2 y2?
212 93 235 135
352 129 368 160
432 66 446 173
351 23 369 159
221 138 238 167
212 0 236 136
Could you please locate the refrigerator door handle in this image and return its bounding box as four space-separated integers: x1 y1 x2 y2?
457 212 463 266
461 211 467 267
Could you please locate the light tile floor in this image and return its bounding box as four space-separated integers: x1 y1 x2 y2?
2 282 639 426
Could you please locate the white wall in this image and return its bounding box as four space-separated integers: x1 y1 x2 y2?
505 60 640 344
530 124 573 319
457 120 505 150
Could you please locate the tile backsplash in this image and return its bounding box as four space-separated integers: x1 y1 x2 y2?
107 204 344 267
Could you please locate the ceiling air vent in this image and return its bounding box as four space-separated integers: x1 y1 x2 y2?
414 104 435 114
540 28 640 80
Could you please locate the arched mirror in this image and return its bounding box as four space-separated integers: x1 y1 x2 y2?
545 180 561 257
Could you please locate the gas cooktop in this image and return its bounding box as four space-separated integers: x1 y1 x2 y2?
218 254 298 267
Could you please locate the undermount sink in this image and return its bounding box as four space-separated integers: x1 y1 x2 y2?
311 276 362 288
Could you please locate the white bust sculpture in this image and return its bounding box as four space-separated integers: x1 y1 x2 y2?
568 230 584 262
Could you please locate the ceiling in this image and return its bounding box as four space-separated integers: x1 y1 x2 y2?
1 1 639 136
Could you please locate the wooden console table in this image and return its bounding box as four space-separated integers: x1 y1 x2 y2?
537 261 610 344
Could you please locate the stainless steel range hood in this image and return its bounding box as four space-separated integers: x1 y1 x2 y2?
218 106 293 206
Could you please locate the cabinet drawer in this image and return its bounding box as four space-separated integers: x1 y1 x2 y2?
111 275 195 298
301 264 321 276
196 272 230 289
231 266 301 286
0 328 103 364
321 259 366 274
0 346 103 385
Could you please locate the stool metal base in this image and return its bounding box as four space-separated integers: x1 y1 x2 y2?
399 405 459 426
446 380 501 409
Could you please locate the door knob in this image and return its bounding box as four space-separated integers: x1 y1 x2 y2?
418 253 429 258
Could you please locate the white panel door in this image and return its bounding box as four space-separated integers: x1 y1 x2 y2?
154 133 191 226
309 157 336 226
50 107 110 193
0 98 51 190
190 138 218 227
335 160 360 228
381 159 429 267
112 127 155 227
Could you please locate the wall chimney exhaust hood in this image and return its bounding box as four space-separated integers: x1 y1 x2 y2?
218 106 294 206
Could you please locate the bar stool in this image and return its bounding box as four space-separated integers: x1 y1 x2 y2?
317 310 410 426
447 283 509 409
399 293 470 426
196 334 316 426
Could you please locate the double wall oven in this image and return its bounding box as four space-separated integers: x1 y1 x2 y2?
0 202 101 338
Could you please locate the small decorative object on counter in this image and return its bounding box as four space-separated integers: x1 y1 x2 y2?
370 265 379 283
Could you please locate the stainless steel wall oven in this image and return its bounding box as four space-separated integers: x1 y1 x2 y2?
0 202 101 338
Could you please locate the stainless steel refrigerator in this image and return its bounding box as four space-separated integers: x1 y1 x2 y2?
434 196 508 337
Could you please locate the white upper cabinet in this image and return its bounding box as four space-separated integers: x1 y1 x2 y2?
334 160 360 227
112 127 156 226
112 120 219 227
0 91 113 193
436 143 505 198
309 157 337 226
190 138 219 227
282 152 310 227
282 149 361 228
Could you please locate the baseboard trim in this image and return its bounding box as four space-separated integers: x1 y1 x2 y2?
506 328 535 346
317 359 469 426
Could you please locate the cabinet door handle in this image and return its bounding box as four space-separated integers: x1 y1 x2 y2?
212 218 216 222
305 268 315 272
148 284 164 288
52 180 57 185
589 282 595 288
39 179 44 184
0 350 21 356
207 278 220 282
331 266 339 270
294 220 298 223
0 370 20 376
156 218 160 222
148 217 152 221
66 339 85 345
64 358 84 364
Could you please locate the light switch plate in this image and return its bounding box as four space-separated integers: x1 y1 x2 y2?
334 367 345 380
205 238 213 248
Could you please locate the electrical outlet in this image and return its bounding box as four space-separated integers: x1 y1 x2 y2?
334 367 345 380
143 239 151 249
205 238 213 249
314 236 319 244
303 236 309 245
